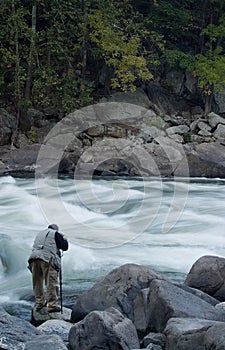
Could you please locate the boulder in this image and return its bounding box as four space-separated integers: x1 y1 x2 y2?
147 80 194 115
69 307 140 350
207 112 225 128
185 142 225 177
165 317 225 350
105 88 152 109
213 123 225 139
176 283 219 306
24 334 68 350
1 144 41 175
198 120 211 132
147 279 225 333
166 125 189 136
142 332 166 349
71 263 166 332
185 255 225 300
38 318 72 342
0 160 7 174
0 108 17 146
0 307 40 349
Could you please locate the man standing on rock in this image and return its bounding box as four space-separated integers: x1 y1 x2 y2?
28 224 68 313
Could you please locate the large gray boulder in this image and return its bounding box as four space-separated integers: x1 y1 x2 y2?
24 334 68 350
0 307 40 349
1 143 41 175
165 317 225 350
71 263 166 332
104 88 152 109
69 307 140 350
185 255 225 301
0 108 17 145
185 142 225 177
147 279 225 332
37 318 72 342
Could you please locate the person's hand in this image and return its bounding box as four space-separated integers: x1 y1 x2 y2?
63 235 68 240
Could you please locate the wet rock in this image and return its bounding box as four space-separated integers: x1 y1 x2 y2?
147 279 225 333
0 108 17 146
38 318 72 342
185 255 225 301
24 334 68 350
71 263 166 333
185 142 225 178
142 332 166 349
208 111 225 128
69 307 140 350
0 307 40 349
213 123 225 139
165 317 225 350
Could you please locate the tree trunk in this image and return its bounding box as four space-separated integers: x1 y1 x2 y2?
81 0 88 80
204 91 213 117
11 0 20 149
24 4 37 101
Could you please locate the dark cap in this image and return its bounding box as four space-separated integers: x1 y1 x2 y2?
48 224 59 231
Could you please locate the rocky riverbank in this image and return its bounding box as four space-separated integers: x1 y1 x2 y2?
1 88 225 178
2 255 225 350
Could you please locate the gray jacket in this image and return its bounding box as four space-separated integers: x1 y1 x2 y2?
28 228 61 271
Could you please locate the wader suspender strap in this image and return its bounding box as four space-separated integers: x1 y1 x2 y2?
41 231 50 249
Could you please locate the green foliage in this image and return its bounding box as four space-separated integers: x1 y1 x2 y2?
1 0 225 120
88 3 154 92
183 131 192 143
56 77 93 112
190 4 225 98
192 49 225 95
28 129 37 143
162 49 194 69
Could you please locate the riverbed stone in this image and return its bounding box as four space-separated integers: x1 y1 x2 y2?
166 125 189 136
24 334 68 350
0 108 17 146
165 317 225 350
185 142 225 177
38 318 72 342
208 111 225 128
185 255 225 301
71 263 166 333
0 307 40 349
142 332 166 348
213 123 225 139
147 279 225 333
69 307 140 350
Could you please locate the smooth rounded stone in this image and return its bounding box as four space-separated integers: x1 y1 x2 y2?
147 278 225 333
165 317 225 350
215 302 225 310
142 332 166 348
38 319 72 342
24 334 68 350
71 263 166 334
208 112 225 128
0 307 40 349
69 307 140 350
185 255 225 300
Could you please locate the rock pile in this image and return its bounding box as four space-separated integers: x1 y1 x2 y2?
1 100 225 178
3 256 225 349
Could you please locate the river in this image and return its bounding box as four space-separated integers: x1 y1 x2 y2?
1 175 225 320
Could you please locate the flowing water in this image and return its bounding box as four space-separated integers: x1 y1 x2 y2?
1 175 225 320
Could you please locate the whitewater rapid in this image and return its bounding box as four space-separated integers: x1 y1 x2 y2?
1 175 225 312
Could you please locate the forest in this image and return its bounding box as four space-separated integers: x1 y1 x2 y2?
1 0 225 123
